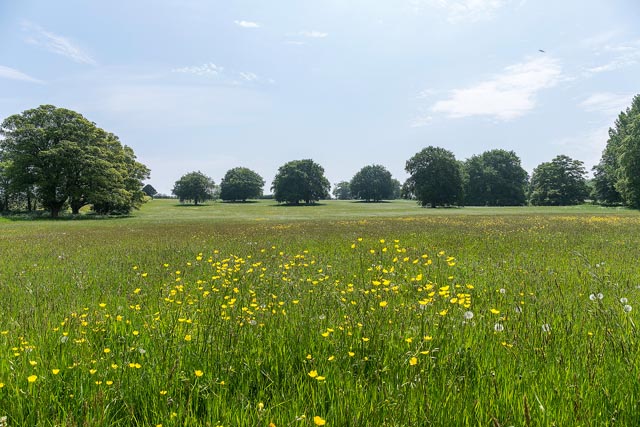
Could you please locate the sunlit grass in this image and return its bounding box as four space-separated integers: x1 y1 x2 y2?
0 202 639 425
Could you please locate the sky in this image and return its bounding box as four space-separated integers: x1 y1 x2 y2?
1 0 639 195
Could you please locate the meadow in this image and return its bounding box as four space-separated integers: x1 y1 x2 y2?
1 199 639 426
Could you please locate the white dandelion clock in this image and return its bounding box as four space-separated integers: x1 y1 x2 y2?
463 311 474 320
624 305 632 313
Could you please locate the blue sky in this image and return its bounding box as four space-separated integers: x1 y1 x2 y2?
1 0 639 194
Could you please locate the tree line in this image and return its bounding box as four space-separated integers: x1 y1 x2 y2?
1 95 639 216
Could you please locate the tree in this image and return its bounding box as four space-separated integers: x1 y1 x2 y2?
529 155 589 206
350 164 395 202
142 184 158 198
405 146 463 208
172 171 216 205
464 149 528 206
391 179 402 200
332 181 352 200
219 167 265 202
271 159 330 205
592 94 640 207
0 105 149 217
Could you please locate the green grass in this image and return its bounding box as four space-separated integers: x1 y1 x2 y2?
1 200 640 426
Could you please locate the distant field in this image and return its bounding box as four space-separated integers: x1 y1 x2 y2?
1 200 639 426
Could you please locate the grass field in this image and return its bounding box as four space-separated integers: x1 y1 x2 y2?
1 200 640 426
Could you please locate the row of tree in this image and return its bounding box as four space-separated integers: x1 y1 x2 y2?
1 95 639 215
165 94 640 208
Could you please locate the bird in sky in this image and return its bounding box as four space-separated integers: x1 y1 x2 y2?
539 49 546 53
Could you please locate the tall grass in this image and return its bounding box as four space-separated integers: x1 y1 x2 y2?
0 203 639 425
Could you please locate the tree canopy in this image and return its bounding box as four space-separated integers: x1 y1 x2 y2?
464 149 528 206
592 94 640 207
172 171 216 205
350 164 395 202
271 159 330 205
219 167 264 202
142 184 158 198
0 105 149 217
332 181 352 200
529 155 589 206
405 146 463 208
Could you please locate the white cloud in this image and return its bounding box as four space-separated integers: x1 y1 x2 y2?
299 30 328 38
553 126 609 172
285 40 306 46
172 63 223 76
22 21 96 65
413 0 512 23
580 93 634 117
410 115 433 127
239 72 258 82
234 20 260 28
431 56 562 120
0 65 44 84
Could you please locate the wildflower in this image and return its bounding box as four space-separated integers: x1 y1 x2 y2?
589 294 596 301
313 416 326 426
409 357 418 366
379 301 388 308
499 288 506 294
490 308 500 314
160 390 168 395
624 305 633 313
597 293 604 300
52 369 60 375
620 297 628 304
494 323 504 332
348 351 355 357
194 370 204 377
463 311 474 320
308 370 318 378
184 334 192 342
27 375 37 383
103 348 111 354
106 380 113 385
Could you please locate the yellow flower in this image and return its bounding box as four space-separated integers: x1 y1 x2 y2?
328 356 335 361
490 308 500 314
0 382 4 388
379 301 388 307
27 375 37 383
52 369 60 375
348 351 355 357
160 390 168 395
194 370 204 377
89 369 97 375
315 376 325 381
314 415 326 426
184 334 192 342
99 303 107 308
106 380 113 385
103 348 111 354
308 370 318 378
409 357 418 366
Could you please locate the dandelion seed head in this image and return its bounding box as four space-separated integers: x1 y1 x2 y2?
624 305 632 313
463 311 474 320
620 297 628 304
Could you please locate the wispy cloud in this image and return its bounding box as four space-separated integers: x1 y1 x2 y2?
299 30 328 38
239 72 258 82
0 65 44 84
410 114 433 128
412 0 513 23
431 56 562 120
234 20 260 28
580 92 634 117
22 21 96 65
172 63 224 76
585 40 640 76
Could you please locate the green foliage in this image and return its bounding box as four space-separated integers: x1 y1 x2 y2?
271 159 330 205
219 167 264 202
332 181 352 200
529 155 589 206
172 171 216 205
0 105 149 217
349 164 395 202
592 94 640 207
405 146 463 207
464 149 528 206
